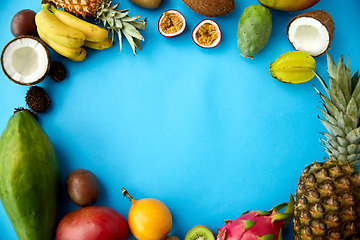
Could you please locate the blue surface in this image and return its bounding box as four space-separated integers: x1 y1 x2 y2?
0 0 359 239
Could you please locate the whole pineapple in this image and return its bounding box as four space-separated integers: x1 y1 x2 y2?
294 52 360 240
49 0 147 55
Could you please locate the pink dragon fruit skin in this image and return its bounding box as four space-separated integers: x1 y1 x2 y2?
216 196 294 240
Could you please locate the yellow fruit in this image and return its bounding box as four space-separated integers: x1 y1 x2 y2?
270 51 316 84
68 48 87 62
122 188 172 240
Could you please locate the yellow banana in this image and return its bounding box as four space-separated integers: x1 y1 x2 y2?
69 48 87 62
38 29 82 59
84 37 113 50
50 4 109 43
35 3 86 48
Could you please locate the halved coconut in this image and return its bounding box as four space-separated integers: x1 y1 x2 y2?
1 35 50 85
192 19 221 49
158 10 186 37
181 0 235 17
287 10 334 57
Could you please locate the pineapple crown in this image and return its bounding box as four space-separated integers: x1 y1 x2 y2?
95 0 147 55
314 52 360 165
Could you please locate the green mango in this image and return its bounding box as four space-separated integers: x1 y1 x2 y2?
0 111 61 240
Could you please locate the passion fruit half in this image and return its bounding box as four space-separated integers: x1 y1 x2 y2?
192 19 221 49
158 10 186 37
1 35 50 85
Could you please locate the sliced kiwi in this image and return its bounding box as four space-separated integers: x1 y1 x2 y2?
185 225 215 240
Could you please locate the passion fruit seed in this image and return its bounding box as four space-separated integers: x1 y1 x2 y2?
196 23 218 46
160 12 183 34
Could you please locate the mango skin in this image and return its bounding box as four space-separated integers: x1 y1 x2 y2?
258 0 320 11
270 51 316 84
0 111 61 240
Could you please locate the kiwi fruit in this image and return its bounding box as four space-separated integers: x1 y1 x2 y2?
185 225 215 240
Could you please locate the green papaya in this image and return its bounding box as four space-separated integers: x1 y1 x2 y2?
0 110 61 240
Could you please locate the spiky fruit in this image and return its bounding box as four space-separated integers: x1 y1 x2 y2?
217 196 294 240
293 52 360 240
49 0 147 55
237 4 272 59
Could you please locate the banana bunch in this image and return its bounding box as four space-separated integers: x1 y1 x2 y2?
35 3 113 62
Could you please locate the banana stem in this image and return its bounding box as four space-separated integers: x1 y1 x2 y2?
121 187 136 204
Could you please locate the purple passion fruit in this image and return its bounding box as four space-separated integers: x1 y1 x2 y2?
10 9 37 37
158 10 186 37
192 19 221 48
66 169 101 207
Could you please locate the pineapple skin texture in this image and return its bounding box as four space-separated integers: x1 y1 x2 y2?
294 159 360 240
50 0 102 18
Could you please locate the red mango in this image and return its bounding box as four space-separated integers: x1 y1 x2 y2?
56 206 129 240
258 0 320 11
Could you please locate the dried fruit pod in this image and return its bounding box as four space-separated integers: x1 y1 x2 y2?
287 10 334 57
270 51 316 84
192 19 221 49
158 10 186 37
181 0 235 17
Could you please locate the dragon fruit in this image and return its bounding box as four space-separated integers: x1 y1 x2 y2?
216 195 294 240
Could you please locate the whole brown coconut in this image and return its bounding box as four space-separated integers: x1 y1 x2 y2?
287 10 334 57
181 0 235 17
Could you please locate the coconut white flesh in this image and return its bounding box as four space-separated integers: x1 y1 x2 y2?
288 17 330 56
2 37 48 84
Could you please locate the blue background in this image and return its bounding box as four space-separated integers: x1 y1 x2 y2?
0 0 359 239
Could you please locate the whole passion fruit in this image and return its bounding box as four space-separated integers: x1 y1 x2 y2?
192 19 221 48
158 10 186 37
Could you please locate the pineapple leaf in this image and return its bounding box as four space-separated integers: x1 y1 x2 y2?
345 97 358 129
133 38 142 51
326 51 337 79
313 71 330 97
315 87 339 118
336 55 351 102
336 136 350 147
351 70 359 93
122 22 144 41
114 18 123 29
319 118 346 137
318 107 336 125
321 140 341 158
345 127 360 145
337 111 352 135
122 30 137 55
117 30 123 53
346 54 351 85
346 144 357 155
121 16 141 22
329 76 347 113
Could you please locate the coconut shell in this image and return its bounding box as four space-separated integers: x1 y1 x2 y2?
1 35 50 85
287 10 335 57
181 0 235 17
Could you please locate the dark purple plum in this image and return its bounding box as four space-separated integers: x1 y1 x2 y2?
10 9 37 37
